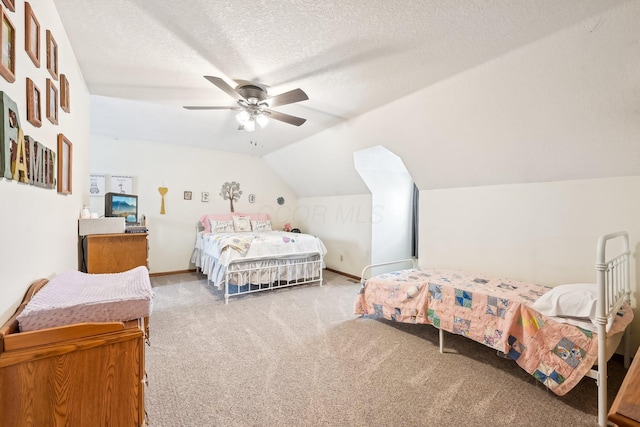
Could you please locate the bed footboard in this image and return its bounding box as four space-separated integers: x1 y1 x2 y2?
224 252 324 303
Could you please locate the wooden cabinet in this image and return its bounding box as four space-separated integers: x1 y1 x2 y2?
0 278 147 426
609 348 640 426
83 233 148 273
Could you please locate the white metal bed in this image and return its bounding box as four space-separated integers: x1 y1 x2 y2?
358 231 632 427
192 224 326 304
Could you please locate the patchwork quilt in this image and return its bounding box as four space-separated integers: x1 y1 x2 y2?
354 269 633 395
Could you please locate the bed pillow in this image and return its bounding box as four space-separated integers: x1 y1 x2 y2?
532 283 614 333
251 219 273 232
232 215 252 232
209 219 234 233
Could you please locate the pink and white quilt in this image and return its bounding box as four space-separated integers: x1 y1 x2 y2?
354 268 633 395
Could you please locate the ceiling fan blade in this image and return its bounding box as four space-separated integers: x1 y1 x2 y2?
265 109 307 126
183 106 241 110
263 88 308 108
203 76 247 102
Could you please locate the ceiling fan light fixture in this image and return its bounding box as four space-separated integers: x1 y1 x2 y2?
244 119 256 132
255 113 269 129
236 110 250 125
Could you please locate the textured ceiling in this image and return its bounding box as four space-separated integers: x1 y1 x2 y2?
53 0 625 155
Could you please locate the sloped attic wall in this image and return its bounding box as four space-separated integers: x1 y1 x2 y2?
264 1 640 281
265 0 639 196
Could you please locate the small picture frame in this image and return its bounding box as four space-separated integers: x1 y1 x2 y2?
24 2 39 67
57 134 72 194
26 78 41 127
0 8 15 83
183 191 192 200
46 29 58 80
1 0 15 12
46 78 58 125
201 192 209 202
60 74 69 113
248 194 255 203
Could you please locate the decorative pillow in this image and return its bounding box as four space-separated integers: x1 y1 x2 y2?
209 219 234 233
251 219 273 232
531 283 612 332
232 215 252 232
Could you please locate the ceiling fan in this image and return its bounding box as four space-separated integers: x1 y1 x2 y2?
183 76 308 132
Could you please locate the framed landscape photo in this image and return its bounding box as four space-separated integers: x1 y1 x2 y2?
24 2 39 67
46 78 58 124
0 8 15 83
46 29 58 80
1 0 15 12
57 134 72 194
60 74 69 112
26 78 41 127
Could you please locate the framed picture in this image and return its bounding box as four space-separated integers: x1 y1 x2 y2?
60 74 69 113
1 0 14 12
201 192 209 202
184 191 192 200
46 29 57 80
24 2 39 67
0 8 15 83
89 174 106 197
57 134 72 194
26 78 41 127
46 78 58 125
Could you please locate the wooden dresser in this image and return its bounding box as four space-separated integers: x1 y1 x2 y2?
609 347 640 426
83 233 148 273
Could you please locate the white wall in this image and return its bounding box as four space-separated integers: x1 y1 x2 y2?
90 135 298 273
354 146 413 265
296 194 371 277
0 0 91 325
419 176 640 349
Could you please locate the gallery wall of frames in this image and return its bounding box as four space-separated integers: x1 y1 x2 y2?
1 0 73 194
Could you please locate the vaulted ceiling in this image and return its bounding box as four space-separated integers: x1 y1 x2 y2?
52 0 628 156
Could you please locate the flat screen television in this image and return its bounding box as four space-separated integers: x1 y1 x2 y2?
105 192 138 223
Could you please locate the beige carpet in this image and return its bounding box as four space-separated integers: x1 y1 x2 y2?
145 270 627 426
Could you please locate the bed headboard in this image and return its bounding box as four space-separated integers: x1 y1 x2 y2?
198 213 271 233
595 231 631 322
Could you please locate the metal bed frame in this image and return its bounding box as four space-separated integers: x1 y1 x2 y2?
223 252 324 304
359 231 632 427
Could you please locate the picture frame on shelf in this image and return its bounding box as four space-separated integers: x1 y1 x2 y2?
46 29 58 80
0 8 15 83
26 78 41 127
57 134 72 194
24 2 39 67
1 0 15 12
60 74 69 113
46 78 58 125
